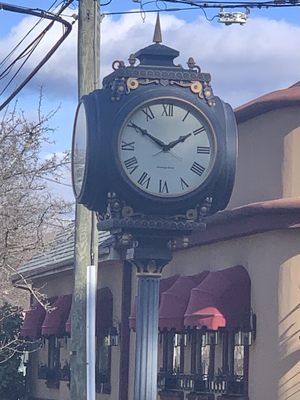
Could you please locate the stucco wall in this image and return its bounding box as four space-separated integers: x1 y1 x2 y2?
26 227 300 400
29 261 123 400
229 106 300 208
128 228 300 400
29 271 73 400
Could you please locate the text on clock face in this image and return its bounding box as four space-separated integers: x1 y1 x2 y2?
118 101 215 197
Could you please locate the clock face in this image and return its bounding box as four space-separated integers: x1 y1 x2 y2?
118 99 216 198
72 102 88 198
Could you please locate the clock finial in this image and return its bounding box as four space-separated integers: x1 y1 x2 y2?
153 13 162 44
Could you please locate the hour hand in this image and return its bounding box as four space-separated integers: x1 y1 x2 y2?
128 121 166 148
165 133 192 150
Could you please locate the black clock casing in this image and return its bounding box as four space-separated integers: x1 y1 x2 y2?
71 41 237 217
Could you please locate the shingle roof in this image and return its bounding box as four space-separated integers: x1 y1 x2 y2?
235 82 300 123
14 225 111 281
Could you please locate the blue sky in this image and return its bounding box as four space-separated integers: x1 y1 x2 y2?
0 1 299 199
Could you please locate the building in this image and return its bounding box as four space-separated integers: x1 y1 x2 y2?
15 83 300 400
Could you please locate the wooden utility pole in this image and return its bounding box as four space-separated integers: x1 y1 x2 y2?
70 1 100 399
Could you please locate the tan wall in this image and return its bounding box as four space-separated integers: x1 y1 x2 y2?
128 228 300 400
29 260 124 400
28 230 300 400
30 271 73 400
228 106 300 208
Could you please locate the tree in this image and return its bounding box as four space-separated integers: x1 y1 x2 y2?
0 303 26 400
0 98 72 327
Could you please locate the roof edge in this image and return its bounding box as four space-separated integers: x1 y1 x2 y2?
13 198 300 281
235 83 300 124
188 197 300 248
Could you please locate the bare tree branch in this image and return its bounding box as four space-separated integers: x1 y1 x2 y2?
0 97 73 359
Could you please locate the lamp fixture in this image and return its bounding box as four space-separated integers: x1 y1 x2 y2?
173 333 188 347
106 326 119 347
201 330 218 346
234 330 253 346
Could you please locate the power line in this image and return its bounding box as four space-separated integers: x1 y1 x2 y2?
0 1 75 111
144 0 299 7
102 0 299 15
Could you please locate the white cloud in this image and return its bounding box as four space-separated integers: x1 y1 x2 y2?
0 11 299 107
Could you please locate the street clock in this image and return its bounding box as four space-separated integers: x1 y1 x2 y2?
72 27 237 219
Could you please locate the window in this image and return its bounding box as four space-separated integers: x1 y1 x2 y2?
191 329 250 397
96 334 111 394
159 328 251 398
38 336 61 389
48 336 60 370
191 330 218 393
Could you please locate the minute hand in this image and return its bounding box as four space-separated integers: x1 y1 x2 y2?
165 133 192 150
128 121 166 148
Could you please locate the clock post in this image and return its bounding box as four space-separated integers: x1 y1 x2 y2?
71 14 237 400
129 237 172 400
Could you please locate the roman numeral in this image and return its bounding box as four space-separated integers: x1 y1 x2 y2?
180 177 189 190
142 106 155 121
159 180 169 194
161 104 174 117
182 110 190 122
197 146 210 154
124 157 138 174
121 141 135 151
193 126 206 136
190 162 205 176
138 172 151 189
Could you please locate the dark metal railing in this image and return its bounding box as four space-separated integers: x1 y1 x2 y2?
157 372 246 395
38 364 70 382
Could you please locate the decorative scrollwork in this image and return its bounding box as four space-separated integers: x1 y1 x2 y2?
104 66 214 105
127 78 139 91
133 259 166 276
110 77 128 101
107 192 122 218
199 196 213 217
112 60 125 71
124 76 216 104
190 81 203 95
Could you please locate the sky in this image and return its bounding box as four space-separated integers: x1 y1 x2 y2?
0 1 299 200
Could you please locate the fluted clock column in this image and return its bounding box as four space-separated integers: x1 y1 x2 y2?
129 237 172 400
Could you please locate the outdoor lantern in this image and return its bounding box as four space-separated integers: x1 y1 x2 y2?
234 330 253 346
174 333 188 347
202 330 219 346
106 326 119 347
234 313 256 346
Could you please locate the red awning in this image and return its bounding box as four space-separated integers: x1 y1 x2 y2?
20 302 46 339
184 265 251 330
41 294 72 337
159 271 209 332
65 288 113 336
129 274 179 331
20 297 57 339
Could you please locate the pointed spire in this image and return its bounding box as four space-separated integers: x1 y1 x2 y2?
153 13 162 44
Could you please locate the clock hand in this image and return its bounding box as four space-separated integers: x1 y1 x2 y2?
128 121 167 148
164 133 192 150
152 149 182 161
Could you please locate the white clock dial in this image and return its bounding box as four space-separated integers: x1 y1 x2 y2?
118 99 216 198
72 102 88 197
